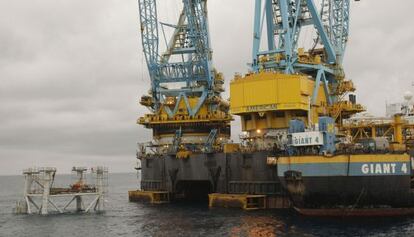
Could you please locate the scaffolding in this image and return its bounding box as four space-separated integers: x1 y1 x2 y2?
14 166 108 215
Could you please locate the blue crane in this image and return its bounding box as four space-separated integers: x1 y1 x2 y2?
252 0 353 106
138 0 216 118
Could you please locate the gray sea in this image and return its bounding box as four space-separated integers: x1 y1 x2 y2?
1 173 414 237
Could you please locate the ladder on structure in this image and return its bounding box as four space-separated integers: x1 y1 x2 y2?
171 127 182 153
204 129 218 153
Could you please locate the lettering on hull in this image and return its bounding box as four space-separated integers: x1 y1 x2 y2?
291 132 323 147
361 163 408 175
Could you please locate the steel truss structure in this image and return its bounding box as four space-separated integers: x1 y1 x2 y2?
138 0 217 117
252 0 352 106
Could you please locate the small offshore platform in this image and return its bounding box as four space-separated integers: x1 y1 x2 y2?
15 167 108 215
130 0 414 216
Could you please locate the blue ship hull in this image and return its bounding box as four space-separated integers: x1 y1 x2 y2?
275 154 414 208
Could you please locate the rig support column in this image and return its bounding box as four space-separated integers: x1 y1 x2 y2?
40 169 54 215
23 170 34 214
96 167 104 212
76 196 82 211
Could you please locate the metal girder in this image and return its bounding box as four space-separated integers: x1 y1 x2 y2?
252 0 262 72
311 68 333 106
265 0 275 51
279 0 294 73
162 91 208 117
138 0 159 104
252 0 352 69
332 0 350 63
305 0 336 64
152 61 209 83
138 0 159 68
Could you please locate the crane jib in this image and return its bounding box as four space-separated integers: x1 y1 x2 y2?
138 0 215 116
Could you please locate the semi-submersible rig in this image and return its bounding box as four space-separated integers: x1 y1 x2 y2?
130 0 414 216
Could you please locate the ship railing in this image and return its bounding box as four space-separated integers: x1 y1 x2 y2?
136 142 159 157
137 141 227 157
343 118 394 127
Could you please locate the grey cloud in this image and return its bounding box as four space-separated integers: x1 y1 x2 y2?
1 0 413 175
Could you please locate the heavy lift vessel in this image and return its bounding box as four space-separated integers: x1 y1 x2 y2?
131 0 414 215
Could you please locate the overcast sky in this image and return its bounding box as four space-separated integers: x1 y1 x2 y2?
1 0 413 175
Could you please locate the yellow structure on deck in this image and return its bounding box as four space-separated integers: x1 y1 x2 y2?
139 97 231 129
230 71 365 137
139 95 232 144
231 72 328 131
343 114 414 151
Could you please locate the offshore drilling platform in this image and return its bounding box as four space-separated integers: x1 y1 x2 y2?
130 0 414 216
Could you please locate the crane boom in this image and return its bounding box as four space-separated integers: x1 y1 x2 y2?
138 0 217 117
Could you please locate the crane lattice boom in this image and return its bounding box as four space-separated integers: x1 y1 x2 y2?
137 0 231 153
138 0 218 117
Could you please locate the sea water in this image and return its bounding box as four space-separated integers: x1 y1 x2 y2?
1 173 413 237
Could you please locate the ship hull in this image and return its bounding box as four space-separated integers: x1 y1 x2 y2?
140 152 414 208
276 154 414 208
283 176 412 207
140 151 283 200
